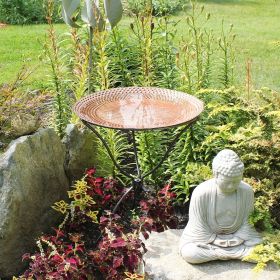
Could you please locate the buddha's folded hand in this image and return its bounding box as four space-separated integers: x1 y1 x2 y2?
227 236 244 247
213 236 244 247
213 238 228 247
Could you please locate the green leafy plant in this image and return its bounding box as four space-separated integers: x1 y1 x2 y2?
61 0 123 94
136 130 167 186
107 28 136 87
153 16 180 89
69 28 90 124
0 0 61 24
176 1 236 92
152 0 185 16
168 162 212 203
218 21 236 88
43 0 72 137
15 168 178 279
96 129 131 185
0 64 48 149
0 65 33 132
129 1 155 86
243 231 280 272
177 2 214 92
126 0 185 17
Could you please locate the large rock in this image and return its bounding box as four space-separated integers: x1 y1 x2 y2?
144 229 280 280
0 128 69 278
63 124 97 183
10 113 40 137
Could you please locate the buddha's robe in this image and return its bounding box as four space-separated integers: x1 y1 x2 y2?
179 179 261 264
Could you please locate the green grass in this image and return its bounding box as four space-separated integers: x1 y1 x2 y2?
0 24 67 89
0 0 280 91
195 0 280 91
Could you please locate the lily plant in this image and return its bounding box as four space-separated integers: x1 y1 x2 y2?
61 0 123 94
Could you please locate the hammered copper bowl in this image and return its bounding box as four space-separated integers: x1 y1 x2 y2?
74 87 204 130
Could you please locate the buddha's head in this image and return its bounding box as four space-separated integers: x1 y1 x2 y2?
212 149 244 193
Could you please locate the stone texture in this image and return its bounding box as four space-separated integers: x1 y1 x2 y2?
0 128 69 278
10 113 40 137
144 229 280 280
63 124 97 183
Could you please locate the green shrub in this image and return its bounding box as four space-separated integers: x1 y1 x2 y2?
0 0 61 24
126 0 186 17
152 0 186 16
243 231 280 271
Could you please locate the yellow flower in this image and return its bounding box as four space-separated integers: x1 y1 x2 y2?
82 194 96 205
73 195 96 210
74 179 88 194
124 272 145 280
68 190 83 200
86 211 99 223
52 200 69 214
73 199 87 210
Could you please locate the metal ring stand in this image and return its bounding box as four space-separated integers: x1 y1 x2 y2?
75 87 204 213
82 119 197 213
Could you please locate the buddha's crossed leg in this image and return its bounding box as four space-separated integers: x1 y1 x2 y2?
180 243 251 264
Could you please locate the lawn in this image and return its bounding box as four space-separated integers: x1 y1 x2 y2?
0 24 66 89
195 0 280 91
0 0 279 91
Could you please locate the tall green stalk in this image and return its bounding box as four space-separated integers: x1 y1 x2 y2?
88 26 94 95
44 0 71 137
218 22 236 88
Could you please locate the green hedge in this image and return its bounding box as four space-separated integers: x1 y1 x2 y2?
0 0 62 24
126 0 186 16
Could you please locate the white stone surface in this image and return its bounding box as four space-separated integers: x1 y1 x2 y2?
144 229 280 280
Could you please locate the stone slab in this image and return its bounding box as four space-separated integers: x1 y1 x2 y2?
144 229 280 280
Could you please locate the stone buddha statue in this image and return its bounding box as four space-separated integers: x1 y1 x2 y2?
179 149 262 264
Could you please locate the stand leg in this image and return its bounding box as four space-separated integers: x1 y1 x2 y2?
82 121 134 180
132 130 141 179
112 186 133 214
82 119 197 213
141 121 195 180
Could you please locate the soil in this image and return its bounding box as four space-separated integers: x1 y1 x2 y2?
0 23 7 28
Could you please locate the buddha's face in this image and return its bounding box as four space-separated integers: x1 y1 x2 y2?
215 173 242 194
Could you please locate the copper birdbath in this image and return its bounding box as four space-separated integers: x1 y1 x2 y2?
74 87 204 212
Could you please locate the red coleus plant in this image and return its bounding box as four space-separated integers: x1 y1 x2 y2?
134 184 178 239
89 213 145 280
19 232 90 280
16 168 177 280
85 168 133 212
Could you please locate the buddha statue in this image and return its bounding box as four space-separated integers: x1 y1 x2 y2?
179 149 262 264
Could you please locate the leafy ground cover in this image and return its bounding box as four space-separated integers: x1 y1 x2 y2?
15 168 178 279
0 0 280 90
